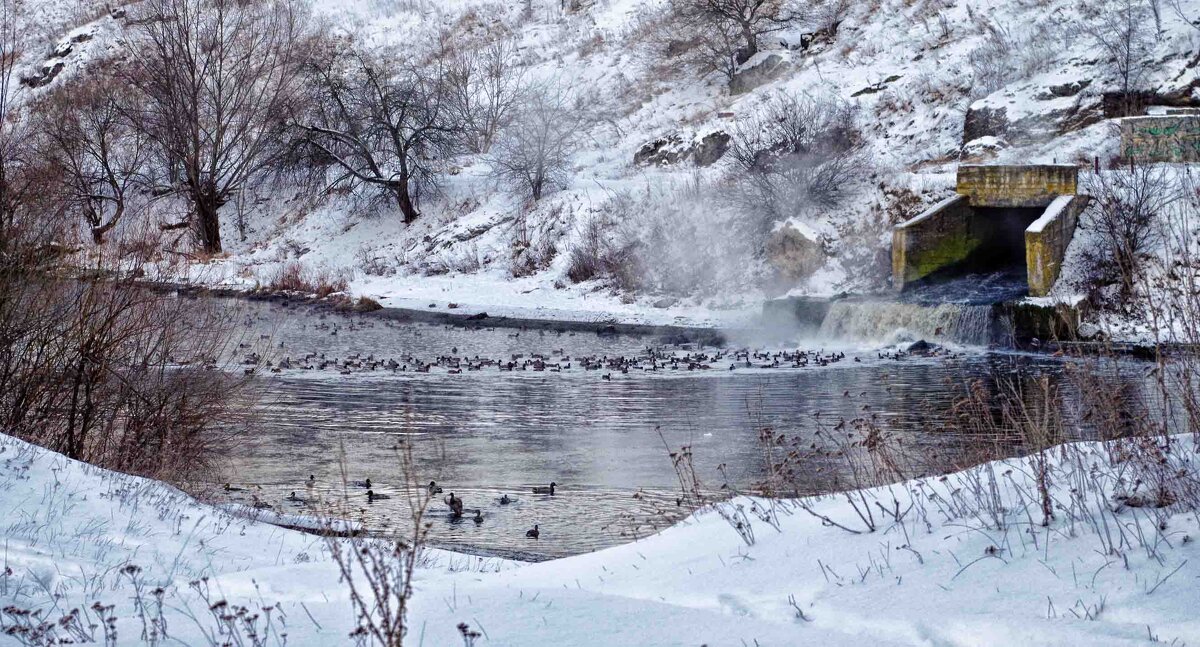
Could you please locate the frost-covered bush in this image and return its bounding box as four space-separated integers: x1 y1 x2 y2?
728 90 866 241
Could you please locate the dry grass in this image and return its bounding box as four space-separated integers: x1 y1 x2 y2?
267 260 351 298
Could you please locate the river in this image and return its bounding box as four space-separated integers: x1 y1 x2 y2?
200 297 1128 560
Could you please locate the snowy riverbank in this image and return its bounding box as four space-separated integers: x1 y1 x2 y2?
2 431 1197 646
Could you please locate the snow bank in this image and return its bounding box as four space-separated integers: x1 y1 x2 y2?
2 430 1198 645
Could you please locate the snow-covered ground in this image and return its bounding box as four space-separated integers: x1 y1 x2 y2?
3 429 1198 646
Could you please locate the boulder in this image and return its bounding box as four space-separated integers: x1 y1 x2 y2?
634 131 731 167
962 105 1010 144
907 339 940 355
765 223 826 283
729 53 790 95
962 99 1103 147
692 132 731 167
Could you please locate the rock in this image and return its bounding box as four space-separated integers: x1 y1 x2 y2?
465 312 489 321
652 297 678 309
765 223 826 283
962 105 1010 144
19 61 65 88
850 74 903 97
1035 79 1091 100
692 132 731 167
635 131 731 167
634 135 688 167
962 99 1103 147
729 53 790 95
1077 322 1104 341
1101 83 1200 118
960 135 1008 162
907 339 938 355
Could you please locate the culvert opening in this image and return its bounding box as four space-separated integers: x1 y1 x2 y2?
967 207 1043 272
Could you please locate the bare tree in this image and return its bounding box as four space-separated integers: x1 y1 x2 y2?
670 0 803 65
0 0 41 257
1082 0 1153 116
127 0 308 254
292 37 456 224
728 90 864 238
41 76 150 245
445 38 526 155
489 82 586 201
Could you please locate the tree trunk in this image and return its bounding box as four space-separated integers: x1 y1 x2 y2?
740 22 758 63
396 182 418 225
195 194 223 254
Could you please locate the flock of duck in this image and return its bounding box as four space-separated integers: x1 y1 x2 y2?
239 344 964 378
227 308 966 380
229 477 558 540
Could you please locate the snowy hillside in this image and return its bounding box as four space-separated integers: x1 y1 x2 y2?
2 427 1198 645
19 0 1200 325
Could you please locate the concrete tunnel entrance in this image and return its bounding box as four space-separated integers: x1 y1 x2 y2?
892 165 1090 298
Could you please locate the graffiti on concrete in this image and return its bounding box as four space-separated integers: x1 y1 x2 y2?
1121 117 1200 162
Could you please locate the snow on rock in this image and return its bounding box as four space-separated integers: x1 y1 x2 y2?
2 430 1199 645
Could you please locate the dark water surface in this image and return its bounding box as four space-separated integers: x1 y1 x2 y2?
204 300 1096 560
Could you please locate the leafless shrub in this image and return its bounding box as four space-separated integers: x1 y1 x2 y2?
489 82 588 201
564 213 639 290
966 17 1060 99
325 441 433 647
1080 166 1176 303
1081 0 1154 117
508 208 561 278
445 38 526 154
0 257 258 481
1141 173 1200 438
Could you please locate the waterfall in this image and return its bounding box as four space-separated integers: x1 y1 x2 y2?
818 301 996 346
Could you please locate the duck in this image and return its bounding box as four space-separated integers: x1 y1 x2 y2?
427 481 443 494
525 524 540 539
531 482 557 495
446 493 464 517
352 478 372 489
367 490 390 502
473 510 484 524
306 475 316 487
287 491 309 504
223 483 244 492
499 494 512 505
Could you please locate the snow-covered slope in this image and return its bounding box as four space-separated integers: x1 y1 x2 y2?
3 430 1198 646
15 0 1185 323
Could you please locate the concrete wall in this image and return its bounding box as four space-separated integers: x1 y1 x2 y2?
956 165 1078 207
1025 195 1089 297
1121 116 1200 162
892 195 977 291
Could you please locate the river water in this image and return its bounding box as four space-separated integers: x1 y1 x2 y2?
202 298 1116 560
